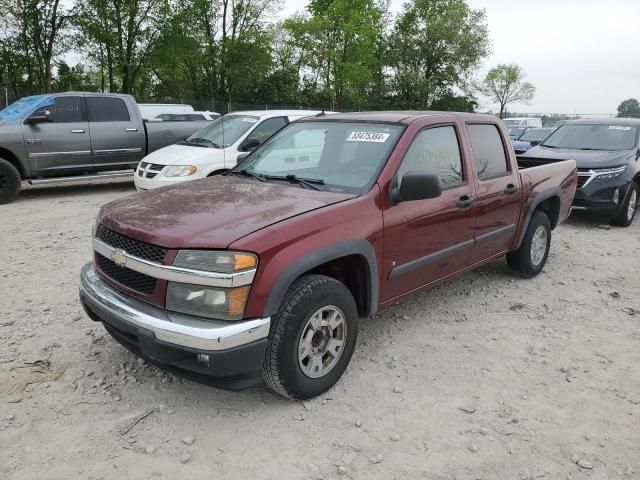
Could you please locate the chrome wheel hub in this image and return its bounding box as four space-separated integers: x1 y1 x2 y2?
298 305 347 379
627 189 637 221
530 225 548 266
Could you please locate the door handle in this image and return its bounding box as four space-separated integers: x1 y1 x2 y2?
125 128 139 132
504 183 518 195
70 129 85 133
455 195 475 209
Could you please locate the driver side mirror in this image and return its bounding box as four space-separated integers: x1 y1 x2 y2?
26 109 52 124
390 172 442 203
240 137 260 152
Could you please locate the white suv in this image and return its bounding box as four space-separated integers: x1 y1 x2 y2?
134 110 322 190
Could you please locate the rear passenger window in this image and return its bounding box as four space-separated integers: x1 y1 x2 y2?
397 126 463 188
248 117 288 143
86 97 130 122
467 124 509 180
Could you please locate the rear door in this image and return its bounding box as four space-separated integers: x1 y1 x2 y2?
465 123 521 265
23 95 92 175
86 96 145 169
382 123 477 301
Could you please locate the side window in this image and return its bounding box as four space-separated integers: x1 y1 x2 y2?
248 117 288 143
397 126 463 188
86 97 130 122
467 124 509 180
33 96 83 123
187 114 205 121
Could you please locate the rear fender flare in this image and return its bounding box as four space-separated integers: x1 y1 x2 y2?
263 239 379 318
515 187 561 249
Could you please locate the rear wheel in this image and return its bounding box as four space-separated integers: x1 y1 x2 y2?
610 182 638 227
0 158 21 205
262 275 358 399
507 211 551 278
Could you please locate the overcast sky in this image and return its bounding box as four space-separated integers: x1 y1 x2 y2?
281 0 640 114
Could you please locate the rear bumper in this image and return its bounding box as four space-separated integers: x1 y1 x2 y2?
79 263 270 389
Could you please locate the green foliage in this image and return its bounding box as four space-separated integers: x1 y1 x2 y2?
617 98 640 117
480 63 535 118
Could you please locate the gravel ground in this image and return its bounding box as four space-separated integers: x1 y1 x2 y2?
1 180 639 480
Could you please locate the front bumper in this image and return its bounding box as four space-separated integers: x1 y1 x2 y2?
572 176 632 218
79 263 270 389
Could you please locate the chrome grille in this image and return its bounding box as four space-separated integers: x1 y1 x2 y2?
137 162 164 179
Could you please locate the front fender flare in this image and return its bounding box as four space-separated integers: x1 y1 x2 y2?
263 239 379 318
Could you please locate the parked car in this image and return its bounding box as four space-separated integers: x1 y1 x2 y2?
0 92 212 204
507 125 535 139
512 127 555 154
138 103 194 119
519 119 640 226
80 111 577 399
503 117 543 128
165 111 220 121
134 110 323 190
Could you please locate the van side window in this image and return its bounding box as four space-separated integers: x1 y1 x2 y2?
397 126 463 187
467 124 509 180
86 97 130 122
248 117 288 144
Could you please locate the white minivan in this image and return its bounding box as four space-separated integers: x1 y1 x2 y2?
134 110 323 190
503 117 543 128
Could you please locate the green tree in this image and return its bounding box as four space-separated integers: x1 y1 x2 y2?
388 0 489 109
617 98 640 117
480 63 535 118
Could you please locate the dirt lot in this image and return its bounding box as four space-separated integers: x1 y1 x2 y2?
1 180 639 480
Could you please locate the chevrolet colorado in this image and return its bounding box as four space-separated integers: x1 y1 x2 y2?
80 112 577 399
0 92 210 204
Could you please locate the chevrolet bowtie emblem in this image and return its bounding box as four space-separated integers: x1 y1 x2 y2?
111 250 127 267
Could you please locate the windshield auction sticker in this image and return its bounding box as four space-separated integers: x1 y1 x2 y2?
608 126 631 130
347 131 390 142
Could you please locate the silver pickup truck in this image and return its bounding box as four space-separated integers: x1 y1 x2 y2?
0 92 211 204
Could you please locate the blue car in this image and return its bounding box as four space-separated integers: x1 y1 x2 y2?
512 127 555 154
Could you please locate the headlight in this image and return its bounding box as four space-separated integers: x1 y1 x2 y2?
173 250 257 274
164 165 197 177
166 283 250 320
593 166 626 181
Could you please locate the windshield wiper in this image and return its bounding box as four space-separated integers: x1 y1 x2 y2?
263 174 325 190
187 138 221 148
540 144 557 148
226 169 266 182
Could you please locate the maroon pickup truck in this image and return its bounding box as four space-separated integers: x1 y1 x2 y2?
79 112 577 399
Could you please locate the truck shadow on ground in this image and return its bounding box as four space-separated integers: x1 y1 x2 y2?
18 179 136 202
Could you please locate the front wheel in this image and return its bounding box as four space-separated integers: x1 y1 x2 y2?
507 211 551 278
610 182 638 227
0 158 21 205
262 275 358 399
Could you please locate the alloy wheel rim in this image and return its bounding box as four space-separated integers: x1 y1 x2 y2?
627 189 637 221
297 305 347 379
530 225 548 266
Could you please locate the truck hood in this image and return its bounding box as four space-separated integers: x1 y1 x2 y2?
99 176 355 249
141 143 225 166
522 145 635 169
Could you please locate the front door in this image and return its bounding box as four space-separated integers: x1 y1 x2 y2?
382 124 477 301
23 95 92 176
465 123 522 265
86 96 145 169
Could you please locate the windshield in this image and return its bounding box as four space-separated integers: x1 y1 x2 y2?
508 126 527 137
542 124 639 150
235 121 404 194
519 128 553 142
187 114 259 147
0 94 54 120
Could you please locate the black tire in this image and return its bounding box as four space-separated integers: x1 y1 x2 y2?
262 275 359 400
610 182 638 227
0 158 21 205
507 210 551 278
